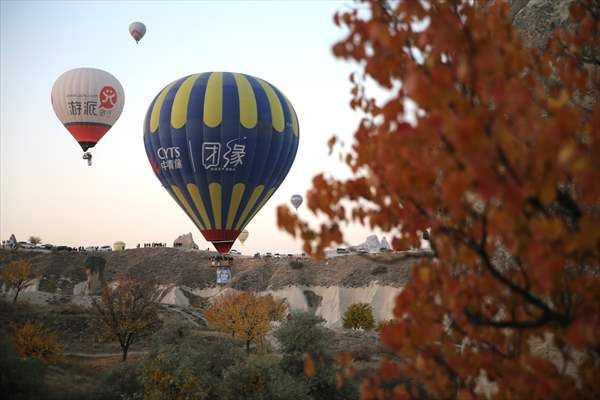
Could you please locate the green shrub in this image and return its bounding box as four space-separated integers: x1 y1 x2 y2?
274 311 359 400
143 331 244 400
274 311 332 374
289 259 305 269
97 362 143 400
342 303 375 330
143 350 208 400
222 355 310 400
0 338 46 400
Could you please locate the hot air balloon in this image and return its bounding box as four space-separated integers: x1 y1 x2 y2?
290 194 303 210
239 230 249 245
143 72 299 254
51 68 124 166
129 22 146 43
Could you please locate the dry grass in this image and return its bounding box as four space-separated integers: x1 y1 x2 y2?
63 353 145 370
44 354 145 400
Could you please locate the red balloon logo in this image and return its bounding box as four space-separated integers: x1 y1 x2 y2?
99 86 117 109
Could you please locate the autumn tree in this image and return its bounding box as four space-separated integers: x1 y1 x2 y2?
28 236 41 245
263 293 288 322
204 292 242 338
91 275 160 361
278 1 599 399
204 292 286 353
1 260 36 303
11 321 64 364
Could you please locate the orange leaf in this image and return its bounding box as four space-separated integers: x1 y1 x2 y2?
304 354 316 378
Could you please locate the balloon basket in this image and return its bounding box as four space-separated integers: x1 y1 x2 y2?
210 255 233 285
82 152 92 166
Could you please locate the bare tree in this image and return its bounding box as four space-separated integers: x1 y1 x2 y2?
91 275 161 361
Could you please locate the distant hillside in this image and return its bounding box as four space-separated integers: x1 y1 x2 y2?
0 248 428 293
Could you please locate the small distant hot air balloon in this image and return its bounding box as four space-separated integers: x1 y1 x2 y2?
290 194 303 210
143 72 300 255
51 68 124 166
239 230 249 245
129 21 146 43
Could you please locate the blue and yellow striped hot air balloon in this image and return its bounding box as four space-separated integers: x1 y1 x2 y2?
143 72 299 254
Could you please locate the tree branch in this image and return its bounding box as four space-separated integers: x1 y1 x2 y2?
496 144 522 185
476 244 571 326
438 223 572 327
440 134 466 170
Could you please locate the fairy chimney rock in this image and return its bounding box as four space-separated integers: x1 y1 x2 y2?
84 256 106 295
173 233 198 250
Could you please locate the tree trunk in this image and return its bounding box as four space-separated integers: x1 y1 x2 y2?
121 344 129 361
246 340 251 354
12 287 21 303
121 333 134 361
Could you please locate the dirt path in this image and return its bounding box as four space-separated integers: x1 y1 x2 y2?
160 303 207 327
64 350 148 358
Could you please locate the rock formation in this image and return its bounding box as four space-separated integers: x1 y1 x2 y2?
511 0 574 50
302 290 323 314
7 234 17 248
173 233 199 250
380 237 391 250
84 256 106 295
365 235 381 251
511 0 598 115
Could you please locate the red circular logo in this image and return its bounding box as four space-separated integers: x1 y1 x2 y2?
99 86 118 109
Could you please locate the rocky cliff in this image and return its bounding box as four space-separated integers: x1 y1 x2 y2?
0 248 429 327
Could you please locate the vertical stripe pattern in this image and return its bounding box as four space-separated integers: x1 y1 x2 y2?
143 72 300 253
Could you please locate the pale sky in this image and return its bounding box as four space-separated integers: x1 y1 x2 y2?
1 0 389 254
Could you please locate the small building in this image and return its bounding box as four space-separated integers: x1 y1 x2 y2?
113 241 126 251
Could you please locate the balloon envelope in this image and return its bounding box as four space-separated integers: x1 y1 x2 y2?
239 230 249 244
143 72 299 254
291 194 303 210
129 21 146 43
51 68 124 151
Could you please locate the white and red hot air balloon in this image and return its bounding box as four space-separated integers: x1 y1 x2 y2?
129 22 146 44
239 230 249 245
51 68 124 165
